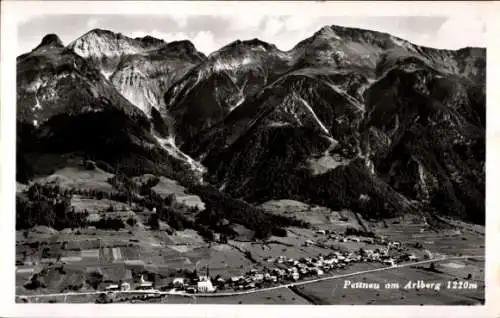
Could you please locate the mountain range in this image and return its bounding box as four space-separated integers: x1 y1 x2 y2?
16 25 486 225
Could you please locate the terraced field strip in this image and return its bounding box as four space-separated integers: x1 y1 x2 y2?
81 249 99 258
112 247 122 261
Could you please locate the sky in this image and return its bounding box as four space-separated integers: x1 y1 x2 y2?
17 14 487 56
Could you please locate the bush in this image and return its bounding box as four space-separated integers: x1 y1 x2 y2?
88 217 125 231
83 160 96 170
86 271 104 290
16 184 88 230
192 184 308 240
147 214 159 230
126 217 136 227
344 227 376 238
271 228 287 237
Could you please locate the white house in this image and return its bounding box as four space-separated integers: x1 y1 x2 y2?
231 276 244 283
384 259 396 267
173 278 185 287
197 279 215 293
105 284 120 291
136 275 153 290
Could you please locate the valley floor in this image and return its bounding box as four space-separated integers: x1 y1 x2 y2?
16 210 485 305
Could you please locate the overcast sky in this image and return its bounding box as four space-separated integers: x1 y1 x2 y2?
17 14 487 56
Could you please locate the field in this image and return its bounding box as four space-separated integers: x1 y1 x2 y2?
150 176 205 211
292 262 484 305
162 288 311 304
35 166 115 193
373 220 485 257
260 200 364 231
70 196 131 213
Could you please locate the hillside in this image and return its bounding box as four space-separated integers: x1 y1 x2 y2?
16 34 204 184
172 26 485 223
17 24 486 226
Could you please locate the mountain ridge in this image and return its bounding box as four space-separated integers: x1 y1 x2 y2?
16 24 486 226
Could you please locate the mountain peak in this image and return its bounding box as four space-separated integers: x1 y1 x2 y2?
74 28 139 44
86 28 117 37
39 34 64 47
220 38 278 53
313 25 343 40
134 35 166 46
246 38 278 50
166 40 196 51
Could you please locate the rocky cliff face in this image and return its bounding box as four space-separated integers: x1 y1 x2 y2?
172 25 485 223
17 24 486 224
68 29 207 116
17 33 145 126
109 40 206 116
162 39 293 143
17 33 205 183
67 29 165 78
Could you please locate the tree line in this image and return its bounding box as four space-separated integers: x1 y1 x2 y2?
190 184 309 240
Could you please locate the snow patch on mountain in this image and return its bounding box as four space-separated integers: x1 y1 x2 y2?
153 133 206 182
267 121 292 128
25 78 44 93
306 135 349 175
211 56 254 72
33 96 42 110
316 26 342 40
230 95 246 112
321 80 365 112
307 154 350 175
101 70 114 80
390 36 418 53
297 96 330 136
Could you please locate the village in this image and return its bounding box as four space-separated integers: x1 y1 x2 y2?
99 231 422 298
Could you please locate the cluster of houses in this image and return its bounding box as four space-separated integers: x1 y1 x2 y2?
103 270 218 295
168 275 216 294
104 275 154 292
101 233 420 295
314 229 377 244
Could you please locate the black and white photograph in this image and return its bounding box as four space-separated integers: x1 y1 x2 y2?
1 1 499 317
